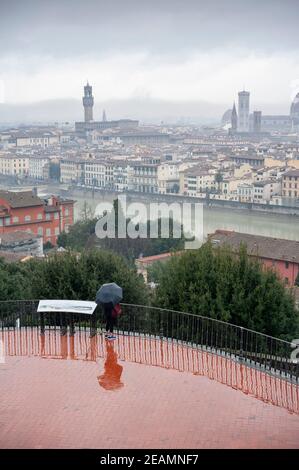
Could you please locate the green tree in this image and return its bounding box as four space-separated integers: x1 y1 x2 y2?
147 260 168 283
152 242 298 340
0 258 31 300
80 201 93 221
23 250 148 305
57 217 98 250
214 171 223 193
65 198 186 261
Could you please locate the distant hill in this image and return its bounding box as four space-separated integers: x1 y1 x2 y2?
0 98 225 126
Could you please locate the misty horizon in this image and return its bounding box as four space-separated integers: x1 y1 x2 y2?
0 95 295 126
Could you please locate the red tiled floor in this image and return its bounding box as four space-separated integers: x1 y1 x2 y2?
0 329 298 449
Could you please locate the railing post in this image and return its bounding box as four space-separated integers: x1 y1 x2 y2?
90 311 97 337
239 327 244 361
40 312 45 335
159 311 163 340
69 314 75 336
60 313 67 336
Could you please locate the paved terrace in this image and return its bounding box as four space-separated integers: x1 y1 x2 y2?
0 328 298 449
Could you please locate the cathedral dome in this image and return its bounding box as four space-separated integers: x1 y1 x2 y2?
290 92 299 118
221 109 232 125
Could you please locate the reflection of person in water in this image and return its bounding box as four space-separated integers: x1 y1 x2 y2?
98 341 124 391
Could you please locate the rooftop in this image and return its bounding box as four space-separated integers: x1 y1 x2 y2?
0 190 43 208
283 170 299 177
0 231 42 244
136 251 182 265
209 230 299 263
0 328 298 449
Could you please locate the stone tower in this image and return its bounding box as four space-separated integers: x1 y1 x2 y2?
231 102 238 132
83 82 94 122
253 111 262 133
238 90 250 132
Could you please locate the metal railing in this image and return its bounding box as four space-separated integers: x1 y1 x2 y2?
0 300 298 382
1 327 298 414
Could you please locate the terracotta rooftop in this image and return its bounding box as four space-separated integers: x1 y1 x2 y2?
136 251 182 265
0 190 43 208
0 329 298 449
209 230 299 264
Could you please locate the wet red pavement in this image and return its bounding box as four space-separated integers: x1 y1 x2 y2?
0 329 298 448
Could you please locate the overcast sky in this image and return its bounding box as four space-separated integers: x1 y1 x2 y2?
0 0 299 118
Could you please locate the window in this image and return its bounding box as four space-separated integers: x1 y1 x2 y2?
24 215 31 222
55 227 60 236
65 208 69 216
46 213 51 221
285 261 289 269
37 213 43 220
12 216 19 223
46 228 51 237
54 212 59 220
37 227 43 235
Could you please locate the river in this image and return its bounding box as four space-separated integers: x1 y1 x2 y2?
71 189 299 241
3 182 299 241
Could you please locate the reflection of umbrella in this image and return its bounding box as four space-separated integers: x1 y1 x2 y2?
96 283 123 306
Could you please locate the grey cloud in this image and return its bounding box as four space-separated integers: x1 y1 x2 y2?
0 0 299 59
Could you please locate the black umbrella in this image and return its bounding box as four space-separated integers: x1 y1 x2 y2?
96 283 123 306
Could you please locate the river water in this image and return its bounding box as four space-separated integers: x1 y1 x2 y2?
4 182 298 241
72 190 299 241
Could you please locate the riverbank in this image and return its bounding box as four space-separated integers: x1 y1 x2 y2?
62 186 299 217
62 187 299 242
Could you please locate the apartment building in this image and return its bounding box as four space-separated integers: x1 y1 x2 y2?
113 162 130 192
0 154 29 176
15 131 60 148
0 190 74 245
28 156 50 180
84 160 106 187
128 162 158 193
282 169 299 198
180 168 216 196
157 162 180 194
253 180 281 202
60 159 86 184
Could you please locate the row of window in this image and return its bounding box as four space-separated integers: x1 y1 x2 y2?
285 176 298 181
13 212 60 223
37 227 60 236
0 211 66 225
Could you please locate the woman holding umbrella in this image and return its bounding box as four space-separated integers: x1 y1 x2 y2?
96 283 123 340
